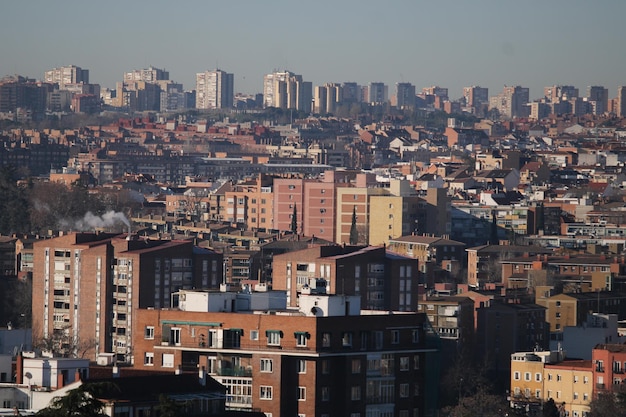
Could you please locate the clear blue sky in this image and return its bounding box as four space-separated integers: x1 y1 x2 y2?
1 0 625 100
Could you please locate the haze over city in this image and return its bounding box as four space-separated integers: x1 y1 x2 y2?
2 0 626 98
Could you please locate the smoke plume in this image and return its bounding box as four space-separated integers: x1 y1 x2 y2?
74 211 130 231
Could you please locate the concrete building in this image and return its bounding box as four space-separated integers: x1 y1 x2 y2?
263 71 312 112
489 85 530 119
618 85 626 117
462 86 488 115
196 69 234 110
552 313 623 360
368 82 387 105
44 65 89 89
587 86 608 115
132 290 439 417
314 83 342 114
395 83 416 109
123 66 169 82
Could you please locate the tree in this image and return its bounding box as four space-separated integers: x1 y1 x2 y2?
0 166 30 234
36 382 116 417
349 206 358 245
291 204 298 235
589 390 626 417
542 398 560 417
155 394 184 417
33 329 98 359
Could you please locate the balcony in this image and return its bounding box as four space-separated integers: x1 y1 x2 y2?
596 383 606 389
217 366 253 377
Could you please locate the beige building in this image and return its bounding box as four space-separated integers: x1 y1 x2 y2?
263 70 312 112
196 69 234 110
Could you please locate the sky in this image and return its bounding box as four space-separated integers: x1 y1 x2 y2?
1 0 625 101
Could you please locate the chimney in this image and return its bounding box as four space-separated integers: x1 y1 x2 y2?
15 353 23 385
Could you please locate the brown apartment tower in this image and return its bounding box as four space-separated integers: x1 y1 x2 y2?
32 232 223 363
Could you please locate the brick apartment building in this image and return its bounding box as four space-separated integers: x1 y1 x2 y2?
32 232 223 363
272 245 418 312
132 290 439 417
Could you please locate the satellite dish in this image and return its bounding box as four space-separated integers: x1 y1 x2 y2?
25 372 32 379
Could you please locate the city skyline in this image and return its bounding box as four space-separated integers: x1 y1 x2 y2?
1 1 626 100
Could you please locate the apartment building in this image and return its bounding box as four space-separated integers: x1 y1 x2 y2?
592 344 626 397
32 232 223 363
263 71 312 112
196 69 234 110
272 245 418 312
466 245 552 288
535 291 626 334
489 85 530 119
123 66 169 82
476 302 549 382
44 65 89 89
501 253 621 290
510 351 592 417
132 290 439 417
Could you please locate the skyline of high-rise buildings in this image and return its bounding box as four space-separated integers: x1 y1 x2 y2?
5 63 626 120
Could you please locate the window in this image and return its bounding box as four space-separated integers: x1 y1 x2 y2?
524 372 531 381
321 387 329 401
322 360 330 374
536 389 541 399
144 326 154 339
414 355 420 370
298 360 307 374
295 332 308 347
352 359 361 374
557 374 562 382
144 352 154 366
170 328 181 345
260 359 273 373
351 386 361 401
342 332 353 347
400 357 410 371
322 332 331 347
514 371 521 380
298 387 306 401
392 330 400 344
266 330 281 346
400 383 410 398
260 386 273 400
412 329 420 343
162 353 174 368
374 331 383 349
535 373 542 382
250 330 259 341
